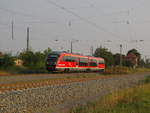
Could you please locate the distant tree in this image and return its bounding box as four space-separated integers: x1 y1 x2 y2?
34 51 45 69
43 48 52 57
125 60 134 67
0 53 14 68
113 53 126 66
19 49 52 69
19 51 36 68
94 47 114 66
139 59 145 67
144 59 150 68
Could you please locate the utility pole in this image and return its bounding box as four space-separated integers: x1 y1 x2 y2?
91 46 93 56
70 40 78 53
11 20 14 40
70 41 73 53
27 27 29 51
120 44 122 66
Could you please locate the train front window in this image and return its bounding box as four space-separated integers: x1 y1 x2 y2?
47 54 59 63
48 57 58 62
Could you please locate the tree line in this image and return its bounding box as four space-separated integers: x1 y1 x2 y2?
0 48 51 72
94 47 150 68
0 47 150 72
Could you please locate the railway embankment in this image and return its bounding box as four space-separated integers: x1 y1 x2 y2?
0 73 150 113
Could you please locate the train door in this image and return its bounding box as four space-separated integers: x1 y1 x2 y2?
75 57 79 67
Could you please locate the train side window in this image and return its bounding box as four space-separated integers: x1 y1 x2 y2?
79 58 88 66
61 56 66 61
61 56 76 62
66 56 71 62
61 56 68 61
70 56 76 62
90 59 97 66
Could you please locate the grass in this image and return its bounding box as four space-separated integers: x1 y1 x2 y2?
131 67 150 73
104 67 150 75
0 70 9 75
70 76 150 113
104 66 129 74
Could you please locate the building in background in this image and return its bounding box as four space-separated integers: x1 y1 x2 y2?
126 53 138 68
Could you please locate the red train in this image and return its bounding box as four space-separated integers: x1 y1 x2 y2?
46 51 105 72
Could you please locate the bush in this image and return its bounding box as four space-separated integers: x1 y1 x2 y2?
19 51 46 71
0 53 14 68
142 75 150 84
70 83 150 113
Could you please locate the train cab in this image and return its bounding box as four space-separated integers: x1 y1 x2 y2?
46 51 61 71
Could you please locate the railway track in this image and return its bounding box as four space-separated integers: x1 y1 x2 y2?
0 75 113 93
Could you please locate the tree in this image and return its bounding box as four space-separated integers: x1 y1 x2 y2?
34 51 45 69
0 53 14 68
19 49 52 69
142 58 150 68
94 47 114 66
19 51 36 68
43 48 52 57
113 53 126 66
139 59 145 67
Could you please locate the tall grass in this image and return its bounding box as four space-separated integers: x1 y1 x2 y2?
70 76 150 113
104 66 150 75
104 66 129 74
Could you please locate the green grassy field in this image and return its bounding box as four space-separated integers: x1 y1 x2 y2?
70 76 150 113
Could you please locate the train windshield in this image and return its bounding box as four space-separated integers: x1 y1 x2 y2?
47 54 59 62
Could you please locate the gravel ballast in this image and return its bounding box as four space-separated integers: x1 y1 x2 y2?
0 72 149 113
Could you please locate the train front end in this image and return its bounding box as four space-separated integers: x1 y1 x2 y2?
46 52 60 72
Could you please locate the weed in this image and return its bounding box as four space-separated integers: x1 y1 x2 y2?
70 83 150 113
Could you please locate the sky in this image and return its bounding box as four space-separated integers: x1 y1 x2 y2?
0 0 150 58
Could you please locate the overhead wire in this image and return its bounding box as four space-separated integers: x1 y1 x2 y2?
46 0 122 39
0 7 39 19
0 7 58 24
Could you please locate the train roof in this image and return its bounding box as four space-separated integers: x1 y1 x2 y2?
48 51 104 60
48 51 67 55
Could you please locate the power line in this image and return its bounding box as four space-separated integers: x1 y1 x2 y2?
0 7 38 19
46 0 121 39
0 7 57 24
11 20 14 40
0 22 9 26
